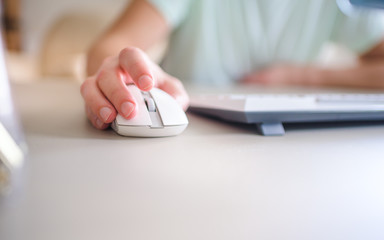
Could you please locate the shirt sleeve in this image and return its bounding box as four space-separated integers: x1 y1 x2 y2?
331 9 384 54
147 0 193 29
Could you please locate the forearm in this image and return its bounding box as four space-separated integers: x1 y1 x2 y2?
86 0 169 76
86 36 133 76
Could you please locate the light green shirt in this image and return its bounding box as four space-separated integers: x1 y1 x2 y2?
148 0 384 86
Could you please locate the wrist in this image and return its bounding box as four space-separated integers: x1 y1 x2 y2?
306 66 326 86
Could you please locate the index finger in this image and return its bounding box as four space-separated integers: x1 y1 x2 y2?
119 47 155 91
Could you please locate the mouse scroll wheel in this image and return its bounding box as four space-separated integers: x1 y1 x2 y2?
144 96 156 112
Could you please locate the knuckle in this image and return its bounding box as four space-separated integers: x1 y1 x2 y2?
128 61 144 77
119 47 142 59
100 56 115 67
170 77 184 89
96 68 119 88
80 83 87 97
109 87 127 106
119 47 150 78
80 78 92 98
96 68 108 81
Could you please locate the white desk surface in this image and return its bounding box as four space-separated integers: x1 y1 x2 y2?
1 81 384 240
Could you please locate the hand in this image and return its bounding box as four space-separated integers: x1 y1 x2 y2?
81 47 189 129
242 64 321 87
242 62 384 89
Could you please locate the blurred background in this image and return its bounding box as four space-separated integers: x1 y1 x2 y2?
1 0 357 84
2 0 127 83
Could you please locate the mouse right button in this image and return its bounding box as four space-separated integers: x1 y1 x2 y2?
150 89 188 126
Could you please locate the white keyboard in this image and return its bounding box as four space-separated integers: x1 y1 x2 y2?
314 94 384 103
191 93 384 112
227 93 384 102
189 93 384 136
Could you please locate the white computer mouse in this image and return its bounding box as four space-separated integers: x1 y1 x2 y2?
111 85 188 137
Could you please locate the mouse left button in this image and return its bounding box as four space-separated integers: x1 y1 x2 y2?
115 85 152 126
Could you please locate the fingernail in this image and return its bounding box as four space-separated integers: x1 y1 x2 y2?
121 101 135 118
99 107 112 122
138 75 153 90
96 118 104 128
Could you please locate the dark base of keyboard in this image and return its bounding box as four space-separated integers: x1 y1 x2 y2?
189 107 384 136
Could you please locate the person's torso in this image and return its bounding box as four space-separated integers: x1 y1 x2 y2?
161 0 343 85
